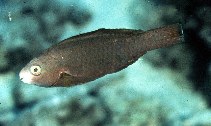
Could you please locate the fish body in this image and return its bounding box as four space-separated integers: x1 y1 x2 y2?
19 24 183 87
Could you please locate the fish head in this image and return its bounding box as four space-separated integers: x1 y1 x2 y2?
19 56 60 87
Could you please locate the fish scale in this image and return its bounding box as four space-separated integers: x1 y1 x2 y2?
19 23 183 87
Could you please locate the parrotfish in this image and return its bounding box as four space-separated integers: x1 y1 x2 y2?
19 24 183 87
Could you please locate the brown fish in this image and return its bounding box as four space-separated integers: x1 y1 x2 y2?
19 24 183 87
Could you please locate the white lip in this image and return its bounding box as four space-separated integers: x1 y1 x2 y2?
19 69 33 84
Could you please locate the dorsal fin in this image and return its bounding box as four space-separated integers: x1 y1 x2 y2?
69 28 143 41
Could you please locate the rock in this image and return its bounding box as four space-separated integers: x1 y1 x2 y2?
0 49 10 73
0 72 16 112
200 26 211 47
129 0 181 30
8 88 106 126
184 111 211 126
0 110 16 126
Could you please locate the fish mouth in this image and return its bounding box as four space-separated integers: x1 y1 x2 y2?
19 69 33 84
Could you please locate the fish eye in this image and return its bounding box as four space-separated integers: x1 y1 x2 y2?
30 65 41 76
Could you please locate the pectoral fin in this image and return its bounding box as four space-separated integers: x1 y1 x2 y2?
58 68 82 78
51 69 86 86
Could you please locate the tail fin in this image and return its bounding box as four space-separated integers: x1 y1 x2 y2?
139 23 184 51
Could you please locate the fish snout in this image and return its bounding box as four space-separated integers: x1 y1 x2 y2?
19 69 33 84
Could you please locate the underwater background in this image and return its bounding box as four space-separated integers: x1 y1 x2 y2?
0 0 210 126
